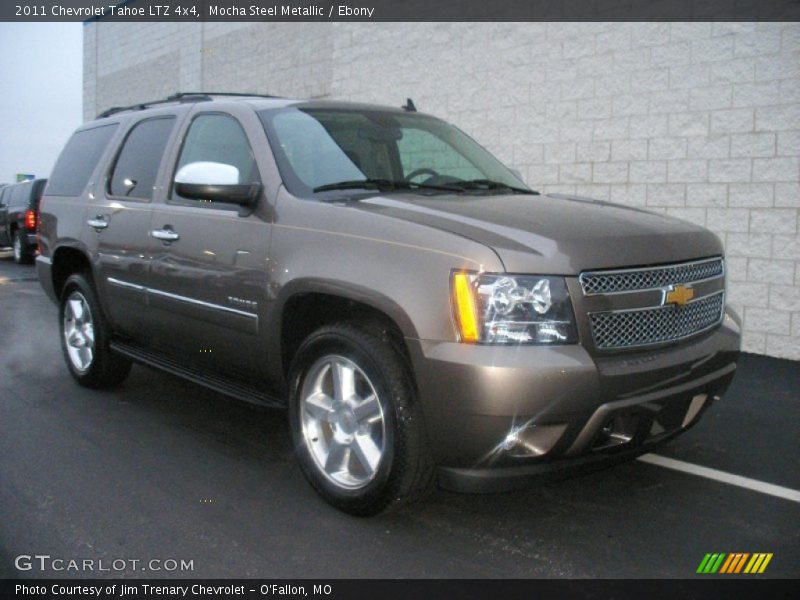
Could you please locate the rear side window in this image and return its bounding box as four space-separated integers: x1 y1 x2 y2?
109 117 176 200
11 185 27 207
47 124 118 197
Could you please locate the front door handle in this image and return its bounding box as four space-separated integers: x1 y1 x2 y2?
86 216 108 229
151 227 180 242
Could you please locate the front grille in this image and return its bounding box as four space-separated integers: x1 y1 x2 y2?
590 292 725 350
580 257 724 295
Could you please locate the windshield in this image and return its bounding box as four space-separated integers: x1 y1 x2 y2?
258 107 531 198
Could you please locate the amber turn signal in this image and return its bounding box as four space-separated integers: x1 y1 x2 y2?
452 272 479 343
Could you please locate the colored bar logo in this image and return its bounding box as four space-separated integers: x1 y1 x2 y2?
697 553 773 574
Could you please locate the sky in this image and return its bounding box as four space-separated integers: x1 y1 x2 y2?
0 23 83 184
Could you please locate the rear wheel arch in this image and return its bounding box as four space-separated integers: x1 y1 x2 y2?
51 246 93 299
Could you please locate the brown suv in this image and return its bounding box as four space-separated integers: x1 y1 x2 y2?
37 93 740 515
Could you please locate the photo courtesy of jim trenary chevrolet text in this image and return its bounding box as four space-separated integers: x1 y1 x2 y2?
0 1 798 598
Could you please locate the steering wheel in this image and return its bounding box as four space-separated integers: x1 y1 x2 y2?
405 168 441 182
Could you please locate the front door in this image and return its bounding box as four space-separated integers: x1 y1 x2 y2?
146 111 271 379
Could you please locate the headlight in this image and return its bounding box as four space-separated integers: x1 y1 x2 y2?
451 271 578 345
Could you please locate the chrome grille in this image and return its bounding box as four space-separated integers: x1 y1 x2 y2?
590 292 725 350
580 258 724 295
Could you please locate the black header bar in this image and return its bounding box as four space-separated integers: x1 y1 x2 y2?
2 0 800 23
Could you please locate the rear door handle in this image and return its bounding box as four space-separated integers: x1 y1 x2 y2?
151 227 180 242
86 216 108 229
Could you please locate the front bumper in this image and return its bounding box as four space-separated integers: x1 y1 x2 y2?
408 308 740 493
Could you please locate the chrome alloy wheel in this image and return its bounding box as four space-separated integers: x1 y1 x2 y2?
299 355 387 489
63 291 95 373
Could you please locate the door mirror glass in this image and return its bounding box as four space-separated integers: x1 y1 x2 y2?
173 161 260 206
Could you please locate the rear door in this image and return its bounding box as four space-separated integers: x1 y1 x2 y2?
146 107 271 378
85 113 182 343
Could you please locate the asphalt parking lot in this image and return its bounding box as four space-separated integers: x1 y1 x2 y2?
0 251 798 579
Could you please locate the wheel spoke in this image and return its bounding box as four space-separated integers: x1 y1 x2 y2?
79 346 92 368
324 439 349 473
83 323 95 344
304 392 334 422
68 299 84 322
352 434 381 475
332 361 356 402
352 394 381 424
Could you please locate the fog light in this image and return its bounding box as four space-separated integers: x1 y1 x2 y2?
501 423 567 458
593 414 638 450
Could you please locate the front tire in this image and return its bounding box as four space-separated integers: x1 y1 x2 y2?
59 273 132 388
288 322 434 516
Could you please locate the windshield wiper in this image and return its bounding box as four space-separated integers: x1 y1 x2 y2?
446 179 539 194
313 179 460 194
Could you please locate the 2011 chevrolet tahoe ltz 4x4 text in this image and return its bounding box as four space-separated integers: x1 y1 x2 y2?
37 93 740 515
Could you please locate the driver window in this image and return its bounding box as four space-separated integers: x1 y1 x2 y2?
397 128 483 181
172 114 260 202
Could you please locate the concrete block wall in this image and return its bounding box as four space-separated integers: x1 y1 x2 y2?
85 22 800 360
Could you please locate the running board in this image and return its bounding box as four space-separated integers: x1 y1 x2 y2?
110 340 284 409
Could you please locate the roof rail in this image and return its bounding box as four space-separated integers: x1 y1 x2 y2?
96 92 281 119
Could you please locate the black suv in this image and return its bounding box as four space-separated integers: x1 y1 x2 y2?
0 179 46 264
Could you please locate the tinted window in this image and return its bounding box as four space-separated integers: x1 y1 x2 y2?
11 184 28 207
0 188 8 207
110 117 175 200
172 114 259 200
47 124 118 197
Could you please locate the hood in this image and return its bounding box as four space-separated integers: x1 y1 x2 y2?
355 193 723 274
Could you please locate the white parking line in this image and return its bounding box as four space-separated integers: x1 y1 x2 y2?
637 453 800 504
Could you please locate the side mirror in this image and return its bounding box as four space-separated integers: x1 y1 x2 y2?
174 161 261 206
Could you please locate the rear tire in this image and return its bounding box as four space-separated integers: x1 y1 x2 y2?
13 230 33 265
59 273 132 388
288 322 434 516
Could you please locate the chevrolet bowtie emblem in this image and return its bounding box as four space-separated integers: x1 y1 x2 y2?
664 284 694 307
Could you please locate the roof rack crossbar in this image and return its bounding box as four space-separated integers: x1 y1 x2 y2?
96 91 281 119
